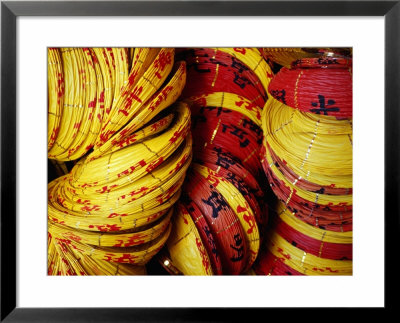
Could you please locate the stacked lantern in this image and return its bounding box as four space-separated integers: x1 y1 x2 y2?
47 47 193 275
161 48 275 275
261 47 353 70
255 55 353 275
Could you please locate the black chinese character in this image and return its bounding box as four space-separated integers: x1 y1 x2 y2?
203 225 218 256
201 106 232 117
317 57 339 65
310 95 340 115
221 124 250 148
313 188 325 194
226 172 248 196
233 72 251 89
230 234 244 262
201 191 228 219
210 57 228 68
242 118 263 138
231 59 250 73
270 89 287 104
213 147 238 169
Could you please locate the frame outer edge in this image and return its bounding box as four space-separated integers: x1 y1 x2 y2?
0 0 398 321
2 1 398 17
1 2 17 322
385 1 400 311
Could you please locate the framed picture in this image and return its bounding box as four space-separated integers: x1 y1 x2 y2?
1 0 397 321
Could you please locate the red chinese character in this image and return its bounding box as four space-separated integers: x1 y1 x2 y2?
154 51 172 79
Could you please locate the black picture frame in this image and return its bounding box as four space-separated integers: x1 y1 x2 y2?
1 0 398 321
